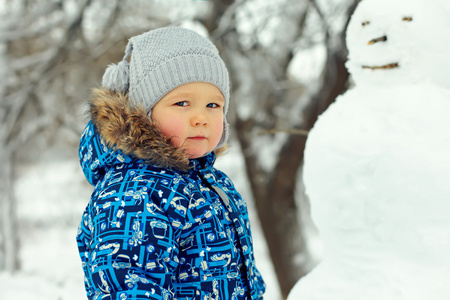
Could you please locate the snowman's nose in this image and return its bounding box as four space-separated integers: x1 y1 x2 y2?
368 35 387 45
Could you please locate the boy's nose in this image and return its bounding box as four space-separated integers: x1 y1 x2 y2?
191 113 208 126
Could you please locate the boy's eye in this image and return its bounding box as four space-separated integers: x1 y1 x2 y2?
207 103 220 108
175 101 188 107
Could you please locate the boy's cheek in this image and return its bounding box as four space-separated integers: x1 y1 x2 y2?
169 136 183 148
215 121 224 137
160 122 185 148
211 123 224 147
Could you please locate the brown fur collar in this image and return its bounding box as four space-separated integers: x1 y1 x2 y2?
89 88 190 172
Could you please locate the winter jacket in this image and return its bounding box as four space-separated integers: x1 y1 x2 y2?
76 88 265 300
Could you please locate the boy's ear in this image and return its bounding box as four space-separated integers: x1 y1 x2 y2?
214 144 228 157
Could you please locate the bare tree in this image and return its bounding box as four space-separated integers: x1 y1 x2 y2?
0 0 93 271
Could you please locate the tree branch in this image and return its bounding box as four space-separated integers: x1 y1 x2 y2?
258 128 309 136
0 1 63 41
2 0 90 147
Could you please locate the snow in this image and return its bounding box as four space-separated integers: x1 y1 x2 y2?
0 159 89 299
0 142 281 300
254 133 288 172
288 0 450 299
288 43 326 87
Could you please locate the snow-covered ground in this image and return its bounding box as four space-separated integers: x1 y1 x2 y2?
0 142 282 300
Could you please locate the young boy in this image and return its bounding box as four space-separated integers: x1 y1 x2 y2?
77 27 266 300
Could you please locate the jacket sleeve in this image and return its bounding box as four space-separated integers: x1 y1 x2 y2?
83 174 190 300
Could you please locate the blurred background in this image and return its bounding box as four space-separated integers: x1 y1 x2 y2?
0 0 358 299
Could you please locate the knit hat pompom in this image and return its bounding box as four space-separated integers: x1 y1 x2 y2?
102 60 130 93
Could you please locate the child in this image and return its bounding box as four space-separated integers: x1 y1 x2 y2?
77 27 266 300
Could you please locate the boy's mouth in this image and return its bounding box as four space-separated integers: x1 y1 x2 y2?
188 136 206 141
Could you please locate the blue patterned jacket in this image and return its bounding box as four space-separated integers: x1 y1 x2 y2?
76 88 265 300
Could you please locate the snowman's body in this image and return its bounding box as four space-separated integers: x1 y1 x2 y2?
290 84 450 300
288 0 450 299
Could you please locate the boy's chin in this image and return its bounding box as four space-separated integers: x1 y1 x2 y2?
185 148 212 159
186 152 207 159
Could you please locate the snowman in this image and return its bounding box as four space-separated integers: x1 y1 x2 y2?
288 0 450 299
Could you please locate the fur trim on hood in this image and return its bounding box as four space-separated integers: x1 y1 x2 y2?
89 88 190 172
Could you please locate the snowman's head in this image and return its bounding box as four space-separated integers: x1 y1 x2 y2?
346 0 450 88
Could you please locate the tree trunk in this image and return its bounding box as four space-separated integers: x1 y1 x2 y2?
236 120 309 299
0 149 20 272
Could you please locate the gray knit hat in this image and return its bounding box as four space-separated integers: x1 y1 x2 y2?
102 27 230 148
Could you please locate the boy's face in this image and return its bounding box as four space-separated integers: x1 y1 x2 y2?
152 82 225 159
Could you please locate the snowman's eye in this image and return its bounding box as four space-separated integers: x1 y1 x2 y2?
362 21 370 27
402 17 413 22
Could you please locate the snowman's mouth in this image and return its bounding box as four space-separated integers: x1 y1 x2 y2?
362 63 399 70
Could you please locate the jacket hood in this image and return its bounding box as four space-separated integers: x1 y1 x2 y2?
79 88 190 186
